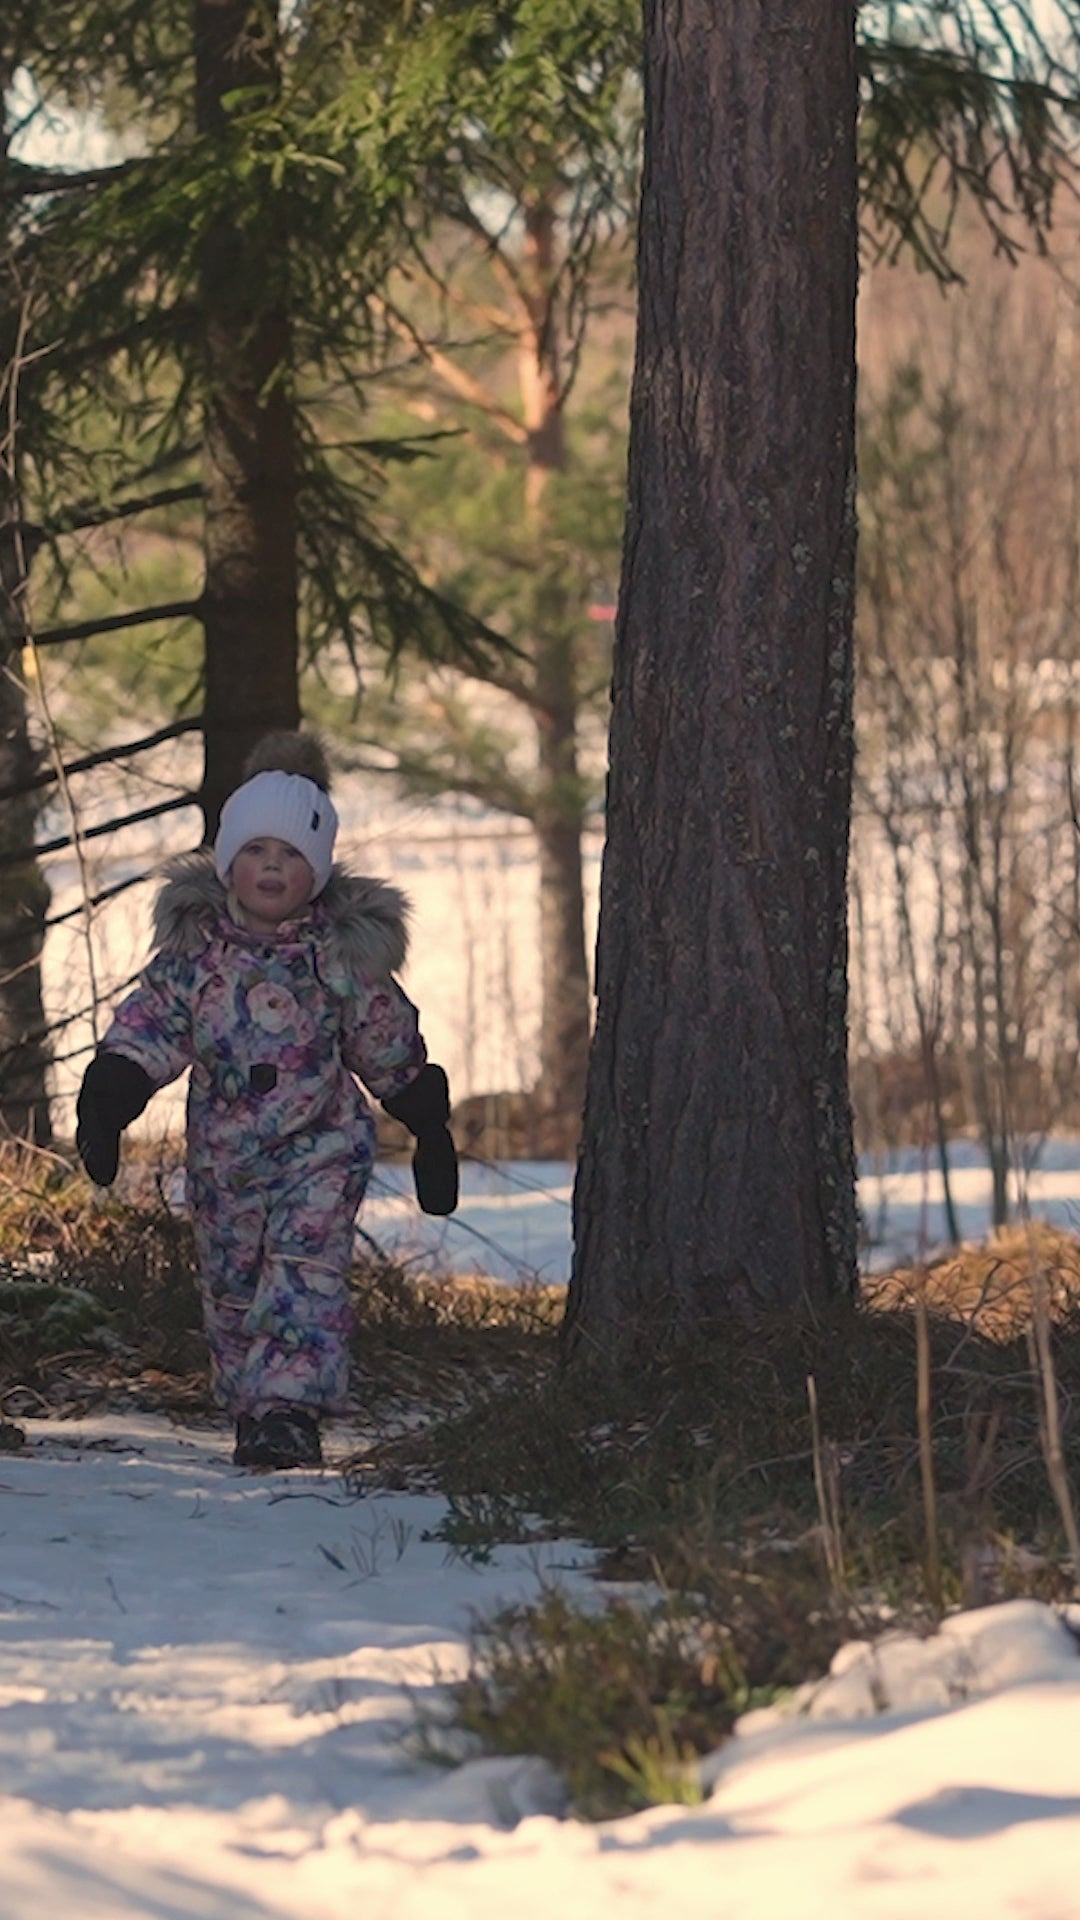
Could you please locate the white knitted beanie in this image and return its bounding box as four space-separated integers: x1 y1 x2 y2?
213 770 339 897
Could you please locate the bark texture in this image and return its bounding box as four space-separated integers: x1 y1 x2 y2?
0 82 52 1147
534 665 591 1154
520 197 592 1152
195 0 299 833
567 0 859 1342
0 520 52 1147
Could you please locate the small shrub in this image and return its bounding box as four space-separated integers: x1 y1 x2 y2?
437 1587 786 1820
425 1492 560 1563
431 1550 853 1820
387 1280 1080 1589
0 1278 116 1366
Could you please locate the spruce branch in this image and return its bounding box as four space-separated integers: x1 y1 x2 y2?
0 158 146 201
0 717 203 805
0 794 198 874
32 599 202 649
46 484 202 536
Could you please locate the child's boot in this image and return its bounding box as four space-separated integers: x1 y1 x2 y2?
233 1407 323 1470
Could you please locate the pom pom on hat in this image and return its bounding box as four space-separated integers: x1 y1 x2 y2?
242 730 332 791
214 732 339 898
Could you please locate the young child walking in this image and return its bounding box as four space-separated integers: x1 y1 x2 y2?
75 732 457 1470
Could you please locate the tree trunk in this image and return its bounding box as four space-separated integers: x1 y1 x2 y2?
0 86 53 1148
195 0 299 834
567 0 859 1346
534 669 591 1157
0 521 52 1148
520 196 592 1152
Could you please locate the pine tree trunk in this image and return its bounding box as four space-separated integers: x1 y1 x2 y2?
567 0 859 1345
195 0 299 834
534 672 591 1157
520 197 592 1153
0 89 52 1148
0 520 53 1148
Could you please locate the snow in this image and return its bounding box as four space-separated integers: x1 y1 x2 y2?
357 1159 574 1284
3 1413 1080 1917
357 1147 1080 1286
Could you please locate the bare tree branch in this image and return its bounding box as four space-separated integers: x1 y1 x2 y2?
0 158 145 201
374 296 529 445
0 794 198 874
45 870 154 929
0 717 203 805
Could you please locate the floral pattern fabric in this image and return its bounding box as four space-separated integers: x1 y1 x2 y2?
187 1141 368 1415
101 907 426 1416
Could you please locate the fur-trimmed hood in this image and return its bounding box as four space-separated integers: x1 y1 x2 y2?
151 849 409 981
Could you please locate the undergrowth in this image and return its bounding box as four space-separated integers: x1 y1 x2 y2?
423 1586 798 1819
389 1292 1080 1589
4 1142 1080 1819
0 1143 557 1422
366 1225 1080 1816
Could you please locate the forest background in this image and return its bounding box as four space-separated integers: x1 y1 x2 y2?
4 0 1080 1250
12 5 1080 1838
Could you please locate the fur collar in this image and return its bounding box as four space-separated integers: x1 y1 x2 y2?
151 849 409 981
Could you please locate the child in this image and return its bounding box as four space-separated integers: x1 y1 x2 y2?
75 732 457 1470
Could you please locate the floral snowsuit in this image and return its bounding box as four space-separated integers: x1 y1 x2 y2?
101 854 425 1416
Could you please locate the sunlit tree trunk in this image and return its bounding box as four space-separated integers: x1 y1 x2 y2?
567 0 859 1347
0 80 52 1147
519 196 592 1154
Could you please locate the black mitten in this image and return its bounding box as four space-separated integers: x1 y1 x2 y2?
411 1125 459 1216
382 1063 459 1216
76 1052 154 1187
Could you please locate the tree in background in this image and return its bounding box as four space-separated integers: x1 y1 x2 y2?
855 251 1080 1230
8 0 511 833
334 255 630 1152
326 14 637 1148
337 371 627 1153
194 0 300 824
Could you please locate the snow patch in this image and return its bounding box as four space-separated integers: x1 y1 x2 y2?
3 1414 1080 1917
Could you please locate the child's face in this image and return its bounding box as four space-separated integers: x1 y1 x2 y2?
230 837 315 930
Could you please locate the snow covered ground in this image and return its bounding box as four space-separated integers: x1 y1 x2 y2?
2 1412 1080 1918
358 1141 1080 1286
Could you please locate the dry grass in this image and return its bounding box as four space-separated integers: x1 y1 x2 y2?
865 1222 1080 1337
0 1142 560 1424
398 1239 1080 1816
369 1232 1080 1605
